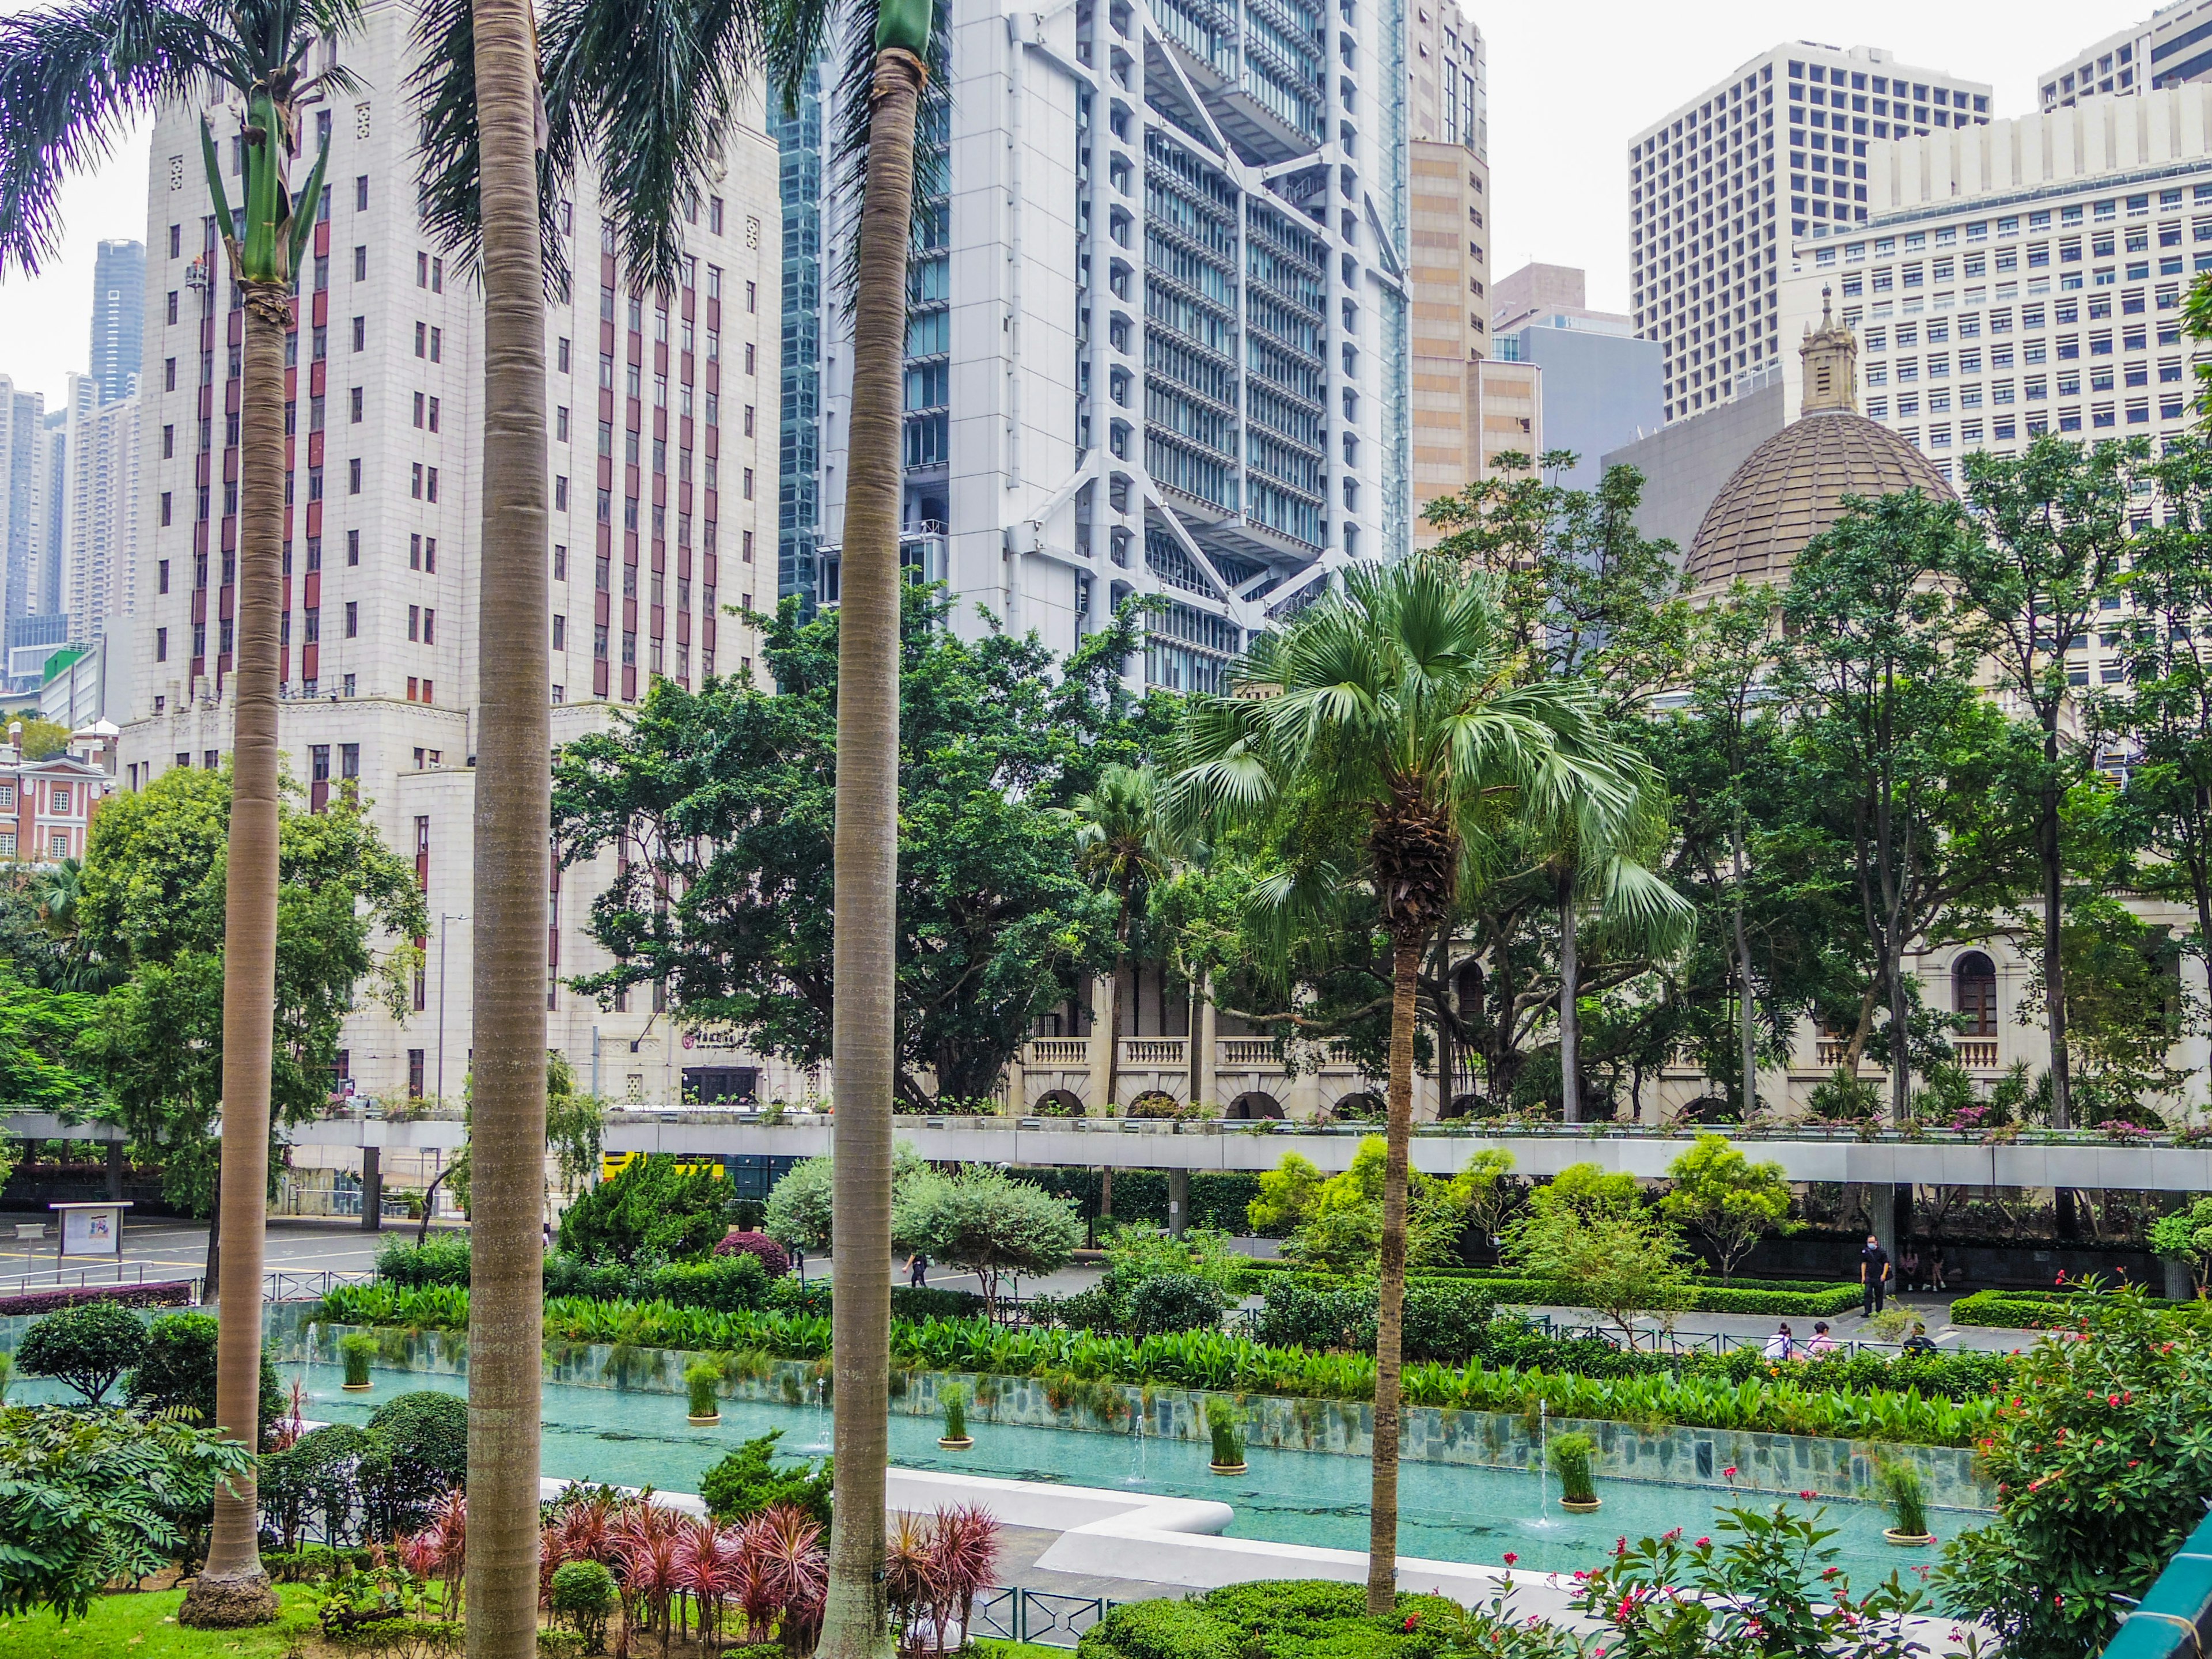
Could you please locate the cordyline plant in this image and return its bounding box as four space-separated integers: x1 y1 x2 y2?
0 0 354 1627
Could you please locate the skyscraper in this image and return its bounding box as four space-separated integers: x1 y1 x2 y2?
89 239 145 406
771 66 823 616
0 380 54 675
2037 7 2212 109
802 0 1412 683
1630 44 1992 425
60 370 138 642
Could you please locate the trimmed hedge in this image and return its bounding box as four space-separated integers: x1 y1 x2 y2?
1080 1580 1550 1659
1237 1263 1862 1318
0 1279 194 1317
1946 1288 2181 1330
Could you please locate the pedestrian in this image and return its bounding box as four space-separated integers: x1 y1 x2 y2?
911 1252 928 1288
793 1244 806 1281
1927 1240 1948 1293
543 1219 552 1251
1761 1321 1795 1361
1900 1242 1922 1295
1902 1320 1938 1355
1806 1321 1838 1357
1859 1232 1891 1317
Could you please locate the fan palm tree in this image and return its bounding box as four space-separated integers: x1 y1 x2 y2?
1067 763 1171 1115
0 0 351 1625
1164 556 1646 1611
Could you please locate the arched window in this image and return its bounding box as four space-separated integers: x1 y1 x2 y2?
1452 960 1484 1018
1954 952 1997 1036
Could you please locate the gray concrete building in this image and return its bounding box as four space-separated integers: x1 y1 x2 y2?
1490 264 1661 492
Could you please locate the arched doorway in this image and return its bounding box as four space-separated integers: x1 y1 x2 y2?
1330 1091 1387 1122
1452 960 1484 1017
1226 1092 1284 1120
1033 1089 1086 1118
1953 952 1997 1036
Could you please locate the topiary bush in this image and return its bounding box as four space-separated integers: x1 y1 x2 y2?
1124 1272 1232 1339
260 1423 376 1551
698 1429 832 1529
714 1229 791 1278
647 1253 771 1313
550 1559 620 1654
16 1299 148 1405
123 1311 286 1441
364 1390 468 1532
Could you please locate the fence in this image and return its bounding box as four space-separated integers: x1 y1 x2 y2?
0 1262 163 1300
969 1586 1119 1646
1533 1315 1910 1361
2101 1505 2212 1656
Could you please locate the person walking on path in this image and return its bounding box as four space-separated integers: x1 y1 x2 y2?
1859 1232 1892 1317
910 1253 927 1289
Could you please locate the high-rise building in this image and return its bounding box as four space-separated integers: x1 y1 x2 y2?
2039 6 2212 110
802 0 1411 683
1778 82 2212 696
771 66 822 616
0 380 55 676
59 370 139 643
120 0 783 1106
89 240 145 407
1630 44 1993 425
1490 264 1661 491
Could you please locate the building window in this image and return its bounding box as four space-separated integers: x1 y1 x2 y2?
1954 951 1998 1036
408 1048 426 1097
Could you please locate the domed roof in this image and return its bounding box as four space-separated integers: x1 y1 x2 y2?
1684 286 1956 595
1683 408 1954 593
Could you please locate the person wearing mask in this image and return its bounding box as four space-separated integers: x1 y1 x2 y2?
1859 1232 1892 1317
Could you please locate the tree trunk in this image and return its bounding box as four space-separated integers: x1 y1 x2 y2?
2040 770 2071 1129
179 286 286 1630
1730 823 1758 1119
464 2 551 1653
1101 967 1121 1114
1432 930 1453 1118
817 49 923 1659
1888 945 1913 1123
1557 870 1580 1123
1366 934 1423 1613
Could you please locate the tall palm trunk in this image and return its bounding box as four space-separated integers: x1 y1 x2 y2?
1556 869 1580 1124
817 48 925 1659
1366 933 1422 1613
180 282 288 1630
465 3 550 1654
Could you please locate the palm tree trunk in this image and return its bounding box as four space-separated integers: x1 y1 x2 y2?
817 48 925 1659
464 1 551 1653
1556 870 1580 1124
178 284 287 1631
1100 968 1120 1114
1365 934 1422 1613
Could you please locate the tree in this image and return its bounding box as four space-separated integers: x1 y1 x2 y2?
1247 1152 1325 1236
905 1166 1083 1312
1774 491 2033 1120
0 0 354 1622
2148 1197 2212 1293
762 1147 936 1257
0 970 100 1111
556 1156 733 1263
0 1406 255 1623
124 1313 287 1442
1281 1137 1467 1275
1953 438 2143 1132
554 587 1147 1103
75 768 423 1215
1503 1189 1694 1346
1067 763 1176 1116
1660 1134 1796 1283
14 1301 144 1405
10 718 70 762
1443 1149 1518 1247
1165 555 1645 1611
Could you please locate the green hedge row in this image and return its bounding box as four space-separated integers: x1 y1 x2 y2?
1235 1263 1862 1317
1009 1168 1263 1232
1946 1289 2179 1330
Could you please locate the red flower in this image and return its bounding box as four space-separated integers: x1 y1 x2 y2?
1403 1615 1421 1631
1502 1553 1518 1566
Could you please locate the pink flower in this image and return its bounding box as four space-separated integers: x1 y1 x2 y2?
1502 1553 1518 1565
1695 1537 1710 1548
1799 1489 1816 1499
1722 1465 1737 1480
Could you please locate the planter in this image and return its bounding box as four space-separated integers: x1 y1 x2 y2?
688 1412 721 1427
938 1436 973 1450
1884 1529 1935 1547
1209 1461 1248 1476
341 1381 374 1392
1559 1498 1602 1513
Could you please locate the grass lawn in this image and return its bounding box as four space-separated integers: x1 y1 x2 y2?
0 1585 323 1658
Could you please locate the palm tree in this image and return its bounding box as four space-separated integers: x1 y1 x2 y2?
411 0 553 1647
0 0 351 1625
1067 764 1171 1116
523 0 938 1650
1165 556 1645 1610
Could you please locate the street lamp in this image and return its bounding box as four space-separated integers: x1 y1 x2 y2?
437 912 469 1105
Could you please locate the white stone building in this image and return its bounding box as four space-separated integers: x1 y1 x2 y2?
59 370 139 644
119 0 786 1111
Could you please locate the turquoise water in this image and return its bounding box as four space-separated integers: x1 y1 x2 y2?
277 1362 1946 1586
9 1361 1955 1585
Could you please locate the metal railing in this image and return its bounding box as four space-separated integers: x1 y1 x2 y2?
0 1262 162 1299
263 1269 378 1303
969 1586 1119 1646
1532 1315 1910 1361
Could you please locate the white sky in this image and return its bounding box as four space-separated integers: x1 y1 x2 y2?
0 0 2153 406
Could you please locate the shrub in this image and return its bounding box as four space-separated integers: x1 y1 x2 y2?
0 1281 193 1318
124 1312 286 1440
1948 1288 2128 1330
1124 1272 1231 1339
1252 1277 1499 1363
260 1424 377 1551
1078 1581 1572 1659
646 1252 771 1313
541 1252 637 1301
699 1430 832 1529
556 1155 732 1263
888 1285 982 1323
685 1359 721 1419
714 1230 791 1278
550 1559 620 1654
377 1234 472 1288
16 1300 146 1405
365 1391 469 1532
1204 1396 1243 1468
340 1331 378 1388
1547 1431 1596 1504
1876 1458 1930 1538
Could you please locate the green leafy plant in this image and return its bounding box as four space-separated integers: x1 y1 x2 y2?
684 1358 722 1421
549 1559 619 1654
1547 1431 1597 1505
1204 1396 1244 1468
123 1312 286 1441
15 1300 145 1405
339 1331 378 1390
941 1385 968 1444
555 1155 733 1264
2149 1196 2212 1293
699 1430 832 1530
1078 1580 1578 1659
1876 1457 1930 1539
1660 1133 1798 1283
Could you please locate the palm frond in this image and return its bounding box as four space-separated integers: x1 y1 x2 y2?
0 0 224 273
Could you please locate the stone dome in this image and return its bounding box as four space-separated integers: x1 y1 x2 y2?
1683 408 1955 593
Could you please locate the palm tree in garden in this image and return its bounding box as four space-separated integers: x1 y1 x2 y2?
1164 556 1646 1610
516 0 940 1650
1067 764 1171 1115
0 0 350 1624
410 0 554 1642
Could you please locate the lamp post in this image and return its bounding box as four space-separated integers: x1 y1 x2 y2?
437 912 469 1105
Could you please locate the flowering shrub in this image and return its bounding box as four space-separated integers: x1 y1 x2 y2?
715 1230 793 1279
1934 1285 2212 1658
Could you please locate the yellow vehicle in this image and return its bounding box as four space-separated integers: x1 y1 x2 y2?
599 1150 728 1183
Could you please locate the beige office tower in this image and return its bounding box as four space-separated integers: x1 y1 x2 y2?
1407 0 1537 547
122 0 793 1114
1631 43 1992 426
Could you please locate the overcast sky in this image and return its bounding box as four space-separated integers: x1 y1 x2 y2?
0 0 2149 407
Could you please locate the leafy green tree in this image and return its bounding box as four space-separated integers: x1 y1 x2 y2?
556 1155 732 1263
1954 437 2145 1130
1660 1134 1797 1283
74 768 424 1214
123 1313 286 1444
553 586 1156 1104
0 970 100 1111
700 1429 832 1529
2149 1197 2212 1292
1165 556 1646 1609
0 1406 255 1622
2016 896 2199 1122
1503 1188 1694 1346
1247 1152 1326 1236
1775 491 2036 1120
15 1301 144 1404
904 1165 1084 1312
762 1146 935 1256
1066 763 1176 1112
10 718 69 762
